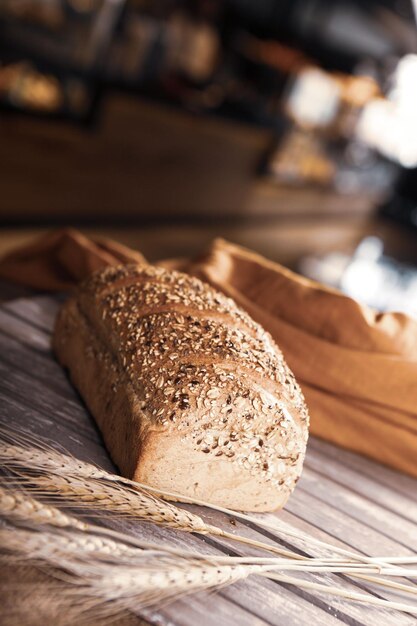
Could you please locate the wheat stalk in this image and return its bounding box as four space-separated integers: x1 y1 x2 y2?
1 441 302 560
119 480 417 567
9 467 400 570
0 483 216 560
2 433 417 570
132 483 417 567
0 525 262 608
3 482 417 592
4 508 416 581
262 573 417 614
3 479 417 604
1 526 417 616
3 490 415 578
0 487 370 572
2 429 417 570
4 440 415 571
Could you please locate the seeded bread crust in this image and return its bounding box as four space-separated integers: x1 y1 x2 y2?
53 264 309 511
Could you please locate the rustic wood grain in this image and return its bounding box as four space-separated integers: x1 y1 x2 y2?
0 294 416 626
308 437 417 504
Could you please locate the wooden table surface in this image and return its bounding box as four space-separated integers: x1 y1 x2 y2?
0 284 416 626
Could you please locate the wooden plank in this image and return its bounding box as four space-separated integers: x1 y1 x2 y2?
1 372 405 626
283 488 413 558
0 329 85 400
0 308 51 353
0 365 102 445
3 296 64 333
1 294 417 625
308 438 417 504
142 590 272 626
296 468 417 549
304 448 417 524
0 334 352 625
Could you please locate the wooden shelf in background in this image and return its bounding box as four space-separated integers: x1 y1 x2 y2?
0 94 382 223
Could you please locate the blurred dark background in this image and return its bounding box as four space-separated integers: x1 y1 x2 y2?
1 0 417 314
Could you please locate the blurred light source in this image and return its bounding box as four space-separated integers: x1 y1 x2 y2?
301 237 417 317
412 0 417 23
356 54 417 167
286 68 340 128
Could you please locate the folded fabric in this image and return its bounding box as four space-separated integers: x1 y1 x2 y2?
1 229 416 477
0 229 145 291
181 239 417 477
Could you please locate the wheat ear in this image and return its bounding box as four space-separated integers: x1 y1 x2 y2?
2 482 417 608
3 441 412 567
4 488 416 580
8 471 218 533
0 525 149 562
0 484 208 559
1 433 415 567
5 474 417 593
2 527 417 616
0 484 88 531
1 442 301 559
0 526 263 605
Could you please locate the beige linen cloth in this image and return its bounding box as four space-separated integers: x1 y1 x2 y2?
1 228 416 477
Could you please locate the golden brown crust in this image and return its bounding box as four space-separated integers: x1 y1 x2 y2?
53 263 309 511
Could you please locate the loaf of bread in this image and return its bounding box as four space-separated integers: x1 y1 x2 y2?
53 264 309 511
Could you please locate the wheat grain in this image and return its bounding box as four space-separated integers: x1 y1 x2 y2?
3 450 298 559
0 525 144 562
2 526 417 616
0 484 88 531
5 485 416 581
0 440 111 481
1 431 416 569
16 472 218 534
0 525 261 608
0 484 205 560
3 486 417 590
